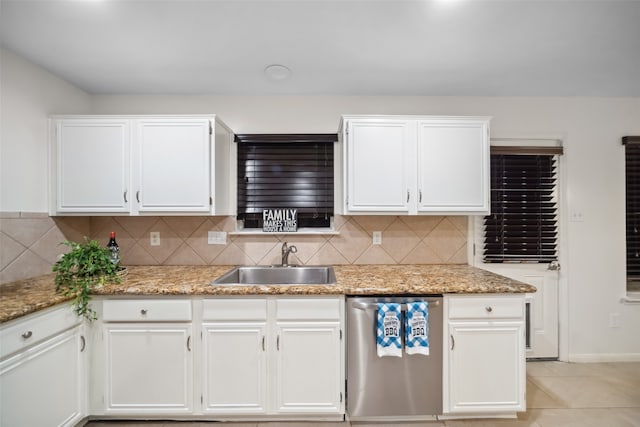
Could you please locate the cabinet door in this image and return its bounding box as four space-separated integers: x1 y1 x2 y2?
135 119 211 213
345 119 414 213
0 327 85 427
54 119 130 213
417 119 489 214
202 322 267 414
274 322 342 414
104 324 193 414
447 322 525 413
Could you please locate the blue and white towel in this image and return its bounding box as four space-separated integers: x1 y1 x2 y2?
376 302 402 357
405 301 429 355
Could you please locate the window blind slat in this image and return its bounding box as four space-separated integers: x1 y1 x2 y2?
483 154 558 263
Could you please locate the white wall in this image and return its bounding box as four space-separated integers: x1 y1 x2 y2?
2 49 640 360
0 47 92 212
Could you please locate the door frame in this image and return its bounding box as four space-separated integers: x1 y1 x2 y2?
468 134 569 362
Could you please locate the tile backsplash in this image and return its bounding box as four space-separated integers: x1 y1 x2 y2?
1 213 467 284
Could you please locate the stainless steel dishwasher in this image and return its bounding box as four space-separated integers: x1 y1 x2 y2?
346 295 443 421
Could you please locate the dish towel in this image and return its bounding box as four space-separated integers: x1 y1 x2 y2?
405 301 429 355
376 302 402 357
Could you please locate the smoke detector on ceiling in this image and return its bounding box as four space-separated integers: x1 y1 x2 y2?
264 64 292 81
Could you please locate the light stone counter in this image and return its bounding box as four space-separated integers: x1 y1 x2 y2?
0 264 535 323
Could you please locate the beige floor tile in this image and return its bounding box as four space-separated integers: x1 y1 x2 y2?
531 375 640 408
526 380 567 409
527 361 618 378
533 408 640 427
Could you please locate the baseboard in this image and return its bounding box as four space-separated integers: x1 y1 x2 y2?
568 353 640 362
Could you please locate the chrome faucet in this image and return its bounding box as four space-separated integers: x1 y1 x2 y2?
281 242 297 267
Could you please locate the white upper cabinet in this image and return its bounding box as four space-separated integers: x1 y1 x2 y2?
345 119 413 213
52 119 131 213
339 115 490 215
417 118 490 213
49 115 233 216
135 118 211 213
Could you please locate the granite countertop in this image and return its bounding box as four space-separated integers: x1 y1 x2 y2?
0 264 535 323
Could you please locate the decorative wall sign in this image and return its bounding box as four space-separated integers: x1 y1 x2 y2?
263 209 298 232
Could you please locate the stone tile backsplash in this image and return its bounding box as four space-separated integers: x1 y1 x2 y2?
1 213 467 284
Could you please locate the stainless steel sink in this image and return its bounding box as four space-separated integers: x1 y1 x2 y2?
212 266 336 286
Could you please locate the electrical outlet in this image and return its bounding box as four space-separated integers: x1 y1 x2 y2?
208 231 227 245
372 231 382 245
150 231 160 246
609 313 621 328
570 211 584 222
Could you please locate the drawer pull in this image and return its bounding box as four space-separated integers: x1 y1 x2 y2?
451 334 455 350
262 336 266 351
22 331 33 339
485 306 493 313
187 336 191 352
140 309 148 315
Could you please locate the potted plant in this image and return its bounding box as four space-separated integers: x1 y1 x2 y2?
53 238 121 321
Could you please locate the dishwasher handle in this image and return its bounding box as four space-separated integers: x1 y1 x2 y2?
351 300 441 311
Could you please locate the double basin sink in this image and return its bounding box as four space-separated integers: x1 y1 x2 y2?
212 265 336 286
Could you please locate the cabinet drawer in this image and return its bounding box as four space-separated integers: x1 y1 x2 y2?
276 298 341 320
448 296 523 320
0 306 80 359
102 299 192 322
202 298 267 321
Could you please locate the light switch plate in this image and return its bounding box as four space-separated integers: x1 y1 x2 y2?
208 231 227 245
150 231 160 246
372 231 382 245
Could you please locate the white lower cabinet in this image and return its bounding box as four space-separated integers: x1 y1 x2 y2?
202 298 268 414
444 295 526 415
274 298 343 414
100 299 193 415
0 306 85 427
201 297 345 417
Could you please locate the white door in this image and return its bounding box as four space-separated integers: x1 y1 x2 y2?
472 144 561 359
417 119 490 214
55 119 130 213
104 324 193 413
274 322 342 414
345 119 414 213
202 322 267 414
135 118 211 213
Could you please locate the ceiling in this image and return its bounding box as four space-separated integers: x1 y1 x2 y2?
1 0 639 96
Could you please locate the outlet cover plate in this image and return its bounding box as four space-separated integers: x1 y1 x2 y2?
208 231 227 245
372 231 382 245
150 231 160 246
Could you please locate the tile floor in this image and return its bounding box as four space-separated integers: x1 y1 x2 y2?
84 361 640 427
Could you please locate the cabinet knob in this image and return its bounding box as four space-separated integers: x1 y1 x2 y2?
140 309 148 315
485 306 493 313
22 331 33 339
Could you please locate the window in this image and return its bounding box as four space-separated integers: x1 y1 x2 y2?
623 136 640 292
483 147 561 263
236 134 335 230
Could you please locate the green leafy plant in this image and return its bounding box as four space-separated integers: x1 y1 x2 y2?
53 238 121 321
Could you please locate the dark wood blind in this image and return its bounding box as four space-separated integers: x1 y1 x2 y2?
483 154 558 263
236 134 335 229
624 136 640 282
